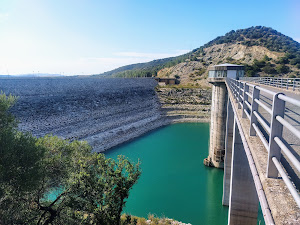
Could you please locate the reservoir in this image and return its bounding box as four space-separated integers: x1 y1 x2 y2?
106 123 228 225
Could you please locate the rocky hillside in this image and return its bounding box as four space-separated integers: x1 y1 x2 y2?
157 43 286 85
156 86 211 123
96 26 300 86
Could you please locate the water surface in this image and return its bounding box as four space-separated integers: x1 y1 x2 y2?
106 123 228 225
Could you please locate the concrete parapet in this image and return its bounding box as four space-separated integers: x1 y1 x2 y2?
228 119 259 225
226 82 299 224
222 98 234 206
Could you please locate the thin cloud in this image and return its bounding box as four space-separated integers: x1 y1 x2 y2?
1 49 191 75
77 49 191 74
114 50 190 59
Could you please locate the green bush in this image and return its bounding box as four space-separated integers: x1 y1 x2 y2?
276 64 290 74
0 93 141 225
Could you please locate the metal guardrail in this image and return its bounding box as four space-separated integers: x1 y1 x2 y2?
226 78 300 208
241 77 300 91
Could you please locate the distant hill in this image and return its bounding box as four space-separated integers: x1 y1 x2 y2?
95 53 192 78
95 26 300 85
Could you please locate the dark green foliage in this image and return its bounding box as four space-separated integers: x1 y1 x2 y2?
0 93 45 224
290 57 300 65
262 64 277 74
263 55 271 61
276 64 290 74
0 93 141 225
194 68 206 76
277 56 289 64
244 56 279 76
97 53 192 78
203 26 300 55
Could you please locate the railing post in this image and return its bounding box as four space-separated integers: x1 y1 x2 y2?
235 80 238 103
242 83 249 118
281 78 283 89
267 93 285 178
293 79 295 91
249 86 260 136
238 82 243 109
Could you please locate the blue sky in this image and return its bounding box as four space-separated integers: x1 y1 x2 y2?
0 0 299 75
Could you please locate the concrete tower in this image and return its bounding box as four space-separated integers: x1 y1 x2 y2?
204 64 244 168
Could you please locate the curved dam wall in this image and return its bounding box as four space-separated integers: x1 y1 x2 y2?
0 77 168 152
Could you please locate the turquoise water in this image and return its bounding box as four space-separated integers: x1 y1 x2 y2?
48 122 265 224
106 123 228 225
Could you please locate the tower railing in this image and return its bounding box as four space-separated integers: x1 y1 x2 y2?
226 78 300 208
241 77 300 91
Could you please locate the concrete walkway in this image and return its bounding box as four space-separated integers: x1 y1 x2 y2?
227 82 300 224
245 82 300 189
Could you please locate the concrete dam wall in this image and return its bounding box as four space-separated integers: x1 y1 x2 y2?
0 77 169 152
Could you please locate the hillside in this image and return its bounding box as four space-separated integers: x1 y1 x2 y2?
95 26 300 85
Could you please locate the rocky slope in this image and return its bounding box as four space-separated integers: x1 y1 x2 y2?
157 43 285 85
156 86 211 123
0 78 170 152
1 77 210 152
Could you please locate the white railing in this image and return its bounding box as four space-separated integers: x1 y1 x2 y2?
226 78 300 208
241 77 300 91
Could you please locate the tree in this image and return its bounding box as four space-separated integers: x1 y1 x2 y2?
262 65 277 75
0 93 141 225
0 93 45 224
276 64 290 74
33 137 141 225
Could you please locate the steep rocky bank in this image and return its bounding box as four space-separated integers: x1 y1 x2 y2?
156 86 211 123
0 78 165 152
0 77 211 152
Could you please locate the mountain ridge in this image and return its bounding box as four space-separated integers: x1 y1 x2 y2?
94 26 300 83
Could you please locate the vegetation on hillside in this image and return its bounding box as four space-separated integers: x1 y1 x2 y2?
102 54 191 78
95 26 300 79
0 93 141 224
201 26 300 54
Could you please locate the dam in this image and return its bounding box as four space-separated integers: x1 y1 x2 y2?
1 75 297 224
0 77 211 151
0 77 166 152
204 64 300 225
